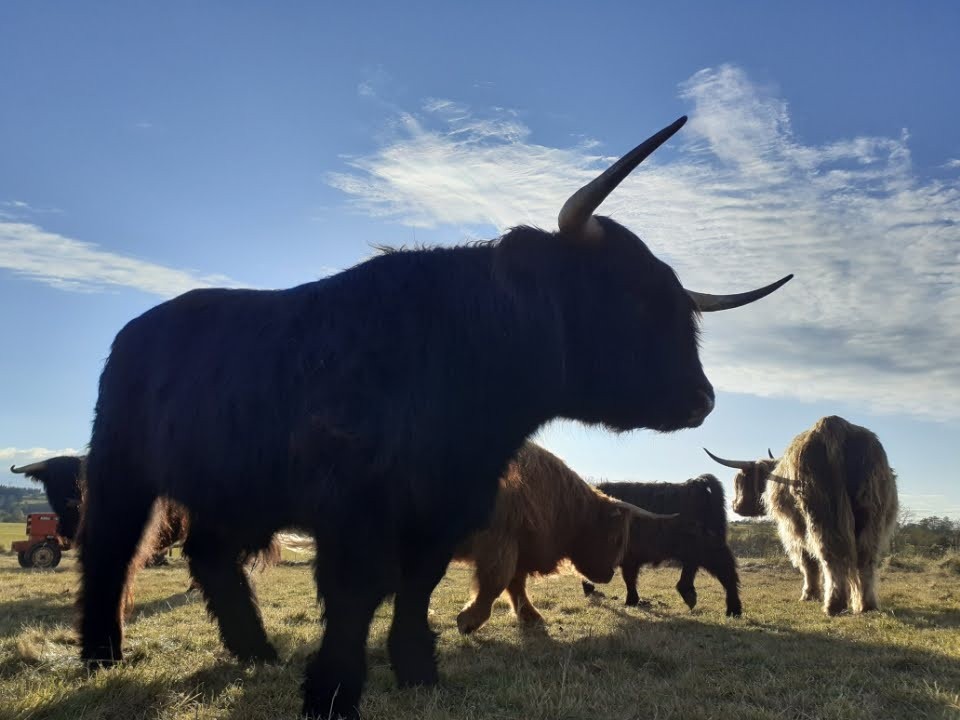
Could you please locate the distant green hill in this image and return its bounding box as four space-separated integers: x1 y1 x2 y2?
0 485 52 523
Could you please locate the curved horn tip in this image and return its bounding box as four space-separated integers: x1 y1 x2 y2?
687 273 794 313
10 460 49 475
703 448 754 471
558 115 690 238
768 448 775 459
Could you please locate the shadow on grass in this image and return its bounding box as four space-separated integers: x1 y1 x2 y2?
433 607 959 720
0 589 205 643
886 603 960 629
0 596 75 640
18 604 960 720
17 660 297 720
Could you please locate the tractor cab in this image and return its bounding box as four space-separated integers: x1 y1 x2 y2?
12 512 72 569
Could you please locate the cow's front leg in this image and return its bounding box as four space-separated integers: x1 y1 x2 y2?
387 545 452 688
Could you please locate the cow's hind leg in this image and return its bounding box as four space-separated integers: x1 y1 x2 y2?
701 546 742 617
675 563 698 610
821 560 852 616
457 538 517 634
507 573 543 624
79 454 156 666
183 524 277 662
800 551 822 602
387 545 451 688
853 543 881 613
621 559 644 607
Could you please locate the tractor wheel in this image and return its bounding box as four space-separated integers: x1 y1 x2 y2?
17 551 32 568
29 542 62 569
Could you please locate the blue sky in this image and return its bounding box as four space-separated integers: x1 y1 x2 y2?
1 2 958 518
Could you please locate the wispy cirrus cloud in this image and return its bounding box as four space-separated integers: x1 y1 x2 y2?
0 221 245 298
1 447 82 464
327 64 960 421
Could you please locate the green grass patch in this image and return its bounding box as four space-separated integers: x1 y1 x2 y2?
0 554 957 719
0 522 29 552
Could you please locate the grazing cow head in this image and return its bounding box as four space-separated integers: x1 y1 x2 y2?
570 494 671 583
504 116 792 433
10 455 85 540
703 449 781 517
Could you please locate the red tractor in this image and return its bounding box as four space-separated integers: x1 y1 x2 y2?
12 512 72 569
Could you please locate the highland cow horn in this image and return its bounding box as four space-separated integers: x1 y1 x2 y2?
685 274 794 313
768 448 775 459
611 498 678 520
10 461 48 475
703 448 754 470
558 116 687 240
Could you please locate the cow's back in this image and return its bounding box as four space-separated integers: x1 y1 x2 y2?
767 416 898 552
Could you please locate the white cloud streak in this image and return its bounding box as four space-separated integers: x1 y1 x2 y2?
1 447 82 463
0 222 245 298
1 447 82 486
327 64 960 421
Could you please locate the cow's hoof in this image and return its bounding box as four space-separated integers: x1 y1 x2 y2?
517 607 545 625
395 662 439 689
456 610 485 635
246 643 279 665
825 601 849 617
678 588 698 610
81 645 122 669
301 675 361 720
726 604 743 618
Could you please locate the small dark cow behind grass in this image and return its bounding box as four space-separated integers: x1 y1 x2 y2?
453 442 673 634
706 415 898 616
11 455 187 567
581 474 742 617
11 455 85 542
78 115 792 719
11 455 274 602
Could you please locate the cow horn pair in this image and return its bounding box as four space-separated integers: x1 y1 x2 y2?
558 115 793 312
703 448 797 487
611 498 678 520
10 461 48 474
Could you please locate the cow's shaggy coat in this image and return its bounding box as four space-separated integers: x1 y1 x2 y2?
710 416 898 616
581 474 742 616
453 443 663 633
77 117 791 719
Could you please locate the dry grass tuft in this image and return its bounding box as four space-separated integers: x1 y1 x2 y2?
0 552 957 719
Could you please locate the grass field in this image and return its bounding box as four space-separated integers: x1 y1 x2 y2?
0 551 958 720
0 522 29 552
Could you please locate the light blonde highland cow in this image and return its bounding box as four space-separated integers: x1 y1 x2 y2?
706 416 898 616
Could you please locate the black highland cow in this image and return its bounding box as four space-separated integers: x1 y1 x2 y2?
78 116 792 719
581 474 742 617
11 456 85 541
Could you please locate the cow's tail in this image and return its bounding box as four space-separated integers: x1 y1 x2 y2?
694 473 728 538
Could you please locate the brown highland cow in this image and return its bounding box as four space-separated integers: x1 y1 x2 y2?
453 442 672 634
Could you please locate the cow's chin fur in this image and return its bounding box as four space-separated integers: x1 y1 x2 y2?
570 511 630 584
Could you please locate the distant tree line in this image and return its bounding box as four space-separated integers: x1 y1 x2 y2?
728 513 960 559
0 485 52 523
